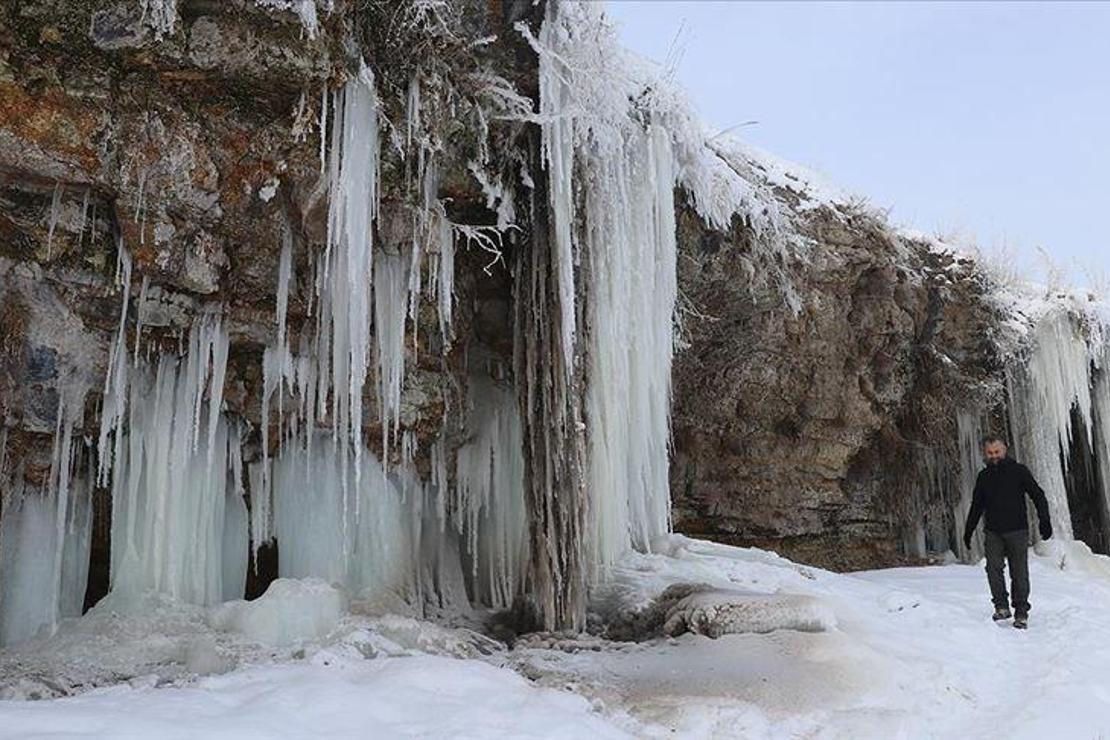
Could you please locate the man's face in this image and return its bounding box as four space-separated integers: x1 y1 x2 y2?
984 441 1007 465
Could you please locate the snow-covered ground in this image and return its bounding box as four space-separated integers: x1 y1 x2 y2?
3 536 1110 739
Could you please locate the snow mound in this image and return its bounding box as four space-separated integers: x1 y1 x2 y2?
661 586 835 638
0 591 255 699
208 578 346 647
1034 538 1110 579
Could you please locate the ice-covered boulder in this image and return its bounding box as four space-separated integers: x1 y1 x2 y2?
209 578 346 647
662 587 835 638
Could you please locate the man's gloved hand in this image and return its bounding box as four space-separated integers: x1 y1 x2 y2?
1040 520 1053 541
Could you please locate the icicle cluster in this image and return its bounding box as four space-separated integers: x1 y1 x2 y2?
954 410 985 561
527 1 684 581
103 315 245 606
1006 310 1095 541
0 393 93 646
584 122 678 574
454 376 528 609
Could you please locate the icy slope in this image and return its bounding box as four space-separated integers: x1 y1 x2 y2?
3 536 1110 739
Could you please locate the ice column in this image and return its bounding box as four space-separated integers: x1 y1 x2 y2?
455 375 528 609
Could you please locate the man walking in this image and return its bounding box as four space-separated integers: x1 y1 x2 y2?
963 435 1053 630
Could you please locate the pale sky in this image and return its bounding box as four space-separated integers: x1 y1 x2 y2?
607 1 1110 286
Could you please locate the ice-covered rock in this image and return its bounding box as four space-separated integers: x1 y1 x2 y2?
208 578 346 647
662 587 836 638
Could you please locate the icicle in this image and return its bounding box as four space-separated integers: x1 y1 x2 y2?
954 410 985 561
319 85 329 173
97 236 132 487
317 65 380 476
435 213 455 345
375 251 408 456
1007 310 1093 540
1092 352 1110 545
406 74 421 151
536 9 578 381
223 423 249 601
431 434 449 533
78 189 90 247
133 276 149 367
45 182 64 259
1 389 91 645
47 391 77 636
271 432 417 601
585 122 678 574
0 473 57 645
276 222 294 355
407 212 423 356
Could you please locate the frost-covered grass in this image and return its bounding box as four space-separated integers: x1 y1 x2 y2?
5 536 1110 738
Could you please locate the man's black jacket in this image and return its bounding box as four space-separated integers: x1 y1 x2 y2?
964 457 1051 535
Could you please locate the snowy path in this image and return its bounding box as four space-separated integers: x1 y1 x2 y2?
3 538 1110 739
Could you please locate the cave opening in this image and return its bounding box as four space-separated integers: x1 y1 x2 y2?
1062 405 1110 554
82 487 112 613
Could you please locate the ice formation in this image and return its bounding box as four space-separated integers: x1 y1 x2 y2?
1006 309 1096 541
14 1 1110 652
528 2 703 585
209 578 346 647
104 315 244 606
454 376 528 610
583 122 678 575
662 588 836 638
954 410 985 561
0 421 93 646
140 0 178 40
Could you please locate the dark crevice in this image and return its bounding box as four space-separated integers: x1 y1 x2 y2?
1063 405 1109 554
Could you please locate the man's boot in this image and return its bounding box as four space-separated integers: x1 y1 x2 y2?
993 607 1012 621
1013 612 1028 629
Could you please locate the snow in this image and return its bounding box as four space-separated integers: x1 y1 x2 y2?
7 535 1110 737
516 535 1110 738
208 578 345 647
0 654 630 740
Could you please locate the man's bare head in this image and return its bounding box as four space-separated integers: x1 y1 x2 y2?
983 435 1008 465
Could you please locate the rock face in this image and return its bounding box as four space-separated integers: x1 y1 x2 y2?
671 194 1006 570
